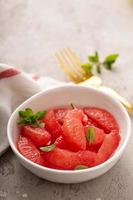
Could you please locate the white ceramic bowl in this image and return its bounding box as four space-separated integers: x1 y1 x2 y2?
7 86 131 183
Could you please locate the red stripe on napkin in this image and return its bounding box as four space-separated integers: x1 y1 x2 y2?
0 68 20 80
32 75 40 80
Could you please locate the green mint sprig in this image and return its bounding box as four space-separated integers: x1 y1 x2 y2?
18 108 47 128
103 54 119 70
86 127 95 143
40 144 56 152
74 165 88 170
81 51 119 74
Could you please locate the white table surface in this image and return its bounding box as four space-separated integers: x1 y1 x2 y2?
0 0 133 199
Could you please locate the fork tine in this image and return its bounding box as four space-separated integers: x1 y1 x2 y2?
61 49 84 79
61 49 85 82
67 48 82 64
66 48 92 78
55 52 80 82
65 48 85 75
56 48 92 83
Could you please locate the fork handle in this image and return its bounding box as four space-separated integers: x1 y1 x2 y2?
99 86 133 115
79 82 133 115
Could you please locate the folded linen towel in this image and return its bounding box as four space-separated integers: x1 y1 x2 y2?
0 64 65 156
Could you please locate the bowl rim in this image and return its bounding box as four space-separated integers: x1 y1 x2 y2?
7 85 131 174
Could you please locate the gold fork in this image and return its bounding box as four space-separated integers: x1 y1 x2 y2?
55 48 133 115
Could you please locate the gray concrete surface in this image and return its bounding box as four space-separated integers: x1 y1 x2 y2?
0 0 133 199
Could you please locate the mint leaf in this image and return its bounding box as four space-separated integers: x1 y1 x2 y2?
103 54 119 70
88 51 99 63
18 108 47 127
31 123 38 128
25 108 34 116
18 119 27 125
96 64 101 74
19 108 33 118
74 165 88 170
86 127 95 143
35 111 47 120
81 63 93 74
18 118 33 125
19 111 27 118
104 54 119 63
40 144 56 152
38 122 45 128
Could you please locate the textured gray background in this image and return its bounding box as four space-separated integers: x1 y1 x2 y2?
0 0 133 199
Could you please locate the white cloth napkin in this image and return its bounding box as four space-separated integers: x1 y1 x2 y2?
0 64 66 156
